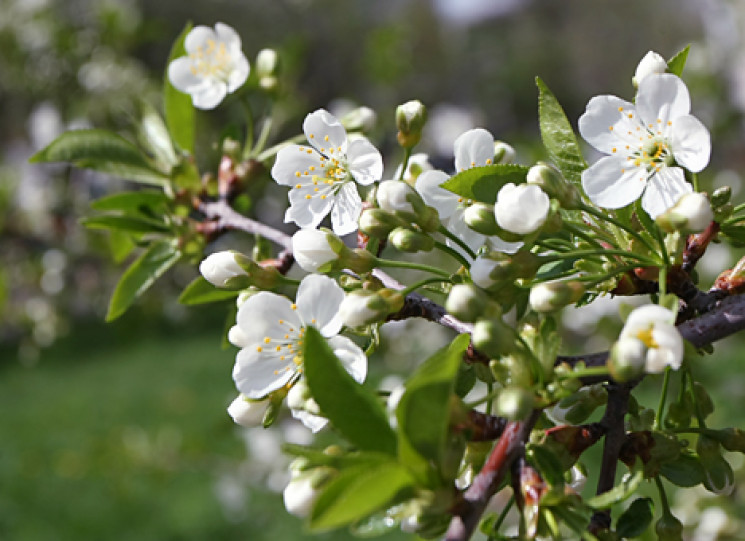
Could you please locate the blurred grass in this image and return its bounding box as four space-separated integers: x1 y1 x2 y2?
0 312 407 540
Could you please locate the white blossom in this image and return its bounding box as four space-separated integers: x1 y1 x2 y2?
272 109 383 235
291 229 339 273
199 251 247 288
167 23 249 109
619 305 683 373
227 395 270 427
579 73 711 218
494 183 550 235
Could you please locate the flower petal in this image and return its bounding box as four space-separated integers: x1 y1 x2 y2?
671 114 711 173
347 138 383 185
184 25 216 53
636 73 690 128
227 55 250 92
330 181 362 235
236 291 301 345
578 95 641 154
581 156 647 209
291 409 328 433
192 83 228 110
415 170 458 219
641 167 692 218
214 22 241 49
233 347 295 398
328 335 367 383
286 186 334 229
272 145 325 186
303 109 347 154
295 274 344 337
446 207 485 254
453 128 495 171
167 57 204 93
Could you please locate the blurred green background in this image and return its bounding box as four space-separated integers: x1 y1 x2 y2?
3 0 745 539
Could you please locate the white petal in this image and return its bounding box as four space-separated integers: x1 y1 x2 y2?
636 74 690 128
453 128 495 171
192 82 228 110
286 187 334 229
487 236 523 254
650 326 683 370
415 170 458 219
495 183 549 235
184 25 216 53
581 156 647 209
347 138 383 185
228 324 250 348
233 348 295 398
641 167 692 218
671 115 711 173
622 304 675 333
214 22 241 49
445 207 485 253
272 145 324 186
227 55 250 92
578 95 641 155
330 182 362 236
292 229 337 272
303 109 347 154
295 274 345 337
328 335 367 383
236 292 301 345
167 57 204 93
291 409 329 432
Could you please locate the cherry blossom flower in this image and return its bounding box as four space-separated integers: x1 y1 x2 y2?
494 183 550 235
618 304 683 373
232 274 366 399
272 109 383 235
167 23 250 110
579 73 710 218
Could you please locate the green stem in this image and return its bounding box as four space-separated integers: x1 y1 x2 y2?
376 257 452 278
654 475 672 516
557 366 610 381
438 226 477 261
240 95 255 157
687 367 707 428
691 172 699 192
434 241 471 268
563 222 609 250
398 148 412 181
658 264 668 297
654 367 672 430
538 248 660 268
486 381 494 415
489 495 514 538
579 203 659 254
400 277 450 296
249 115 274 158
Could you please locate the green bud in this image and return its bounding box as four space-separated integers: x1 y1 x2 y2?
445 284 494 322
493 141 516 164
607 337 646 382
396 100 427 148
714 201 733 223
655 193 713 234
655 514 684 541
495 387 535 420
463 202 499 235
388 227 434 253
471 318 518 359
526 162 580 209
358 208 408 237
529 280 585 313
711 185 731 208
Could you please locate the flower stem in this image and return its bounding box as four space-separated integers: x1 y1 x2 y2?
434 241 470 268
400 277 450 296
249 114 274 159
437 226 477 261
240 95 255 157
654 475 673 517
398 148 412 181
375 257 452 278
538 248 660 268
579 203 659 254
654 366 672 430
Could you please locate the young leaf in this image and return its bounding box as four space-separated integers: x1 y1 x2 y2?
585 469 643 510
659 452 705 487
106 239 182 321
303 326 397 455
441 164 529 204
164 22 195 154
615 497 654 538
396 333 471 483
536 77 587 186
81 215 170 234
139 102 178 172
310 463 415 531
109 230 136 264
90 191 170 213
178 276 239 305
667 45 691 77
30 129 169 186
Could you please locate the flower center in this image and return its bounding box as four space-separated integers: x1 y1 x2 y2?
635 326 658 349
293 143 350 202
189 38 233 80
633 137 674 171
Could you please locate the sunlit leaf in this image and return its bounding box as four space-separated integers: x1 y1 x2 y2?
442 164 529 204
667 45 691 77
164 22 195 154
178 276 239 305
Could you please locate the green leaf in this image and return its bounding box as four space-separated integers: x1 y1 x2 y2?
396 334 471 483
536 77 587 185
81 215 170 234
616 497 654 538
527 444 565 488
91 191 170 213
164 23 195 154
108 230 136 264
30 129 169 186
442 164 529 204
667 45 691 77
585 469 643 510
303 326 396 455
659 452 705 487
139 102 178 172
106 239 182 321
178 276 240 305
310 462 415 531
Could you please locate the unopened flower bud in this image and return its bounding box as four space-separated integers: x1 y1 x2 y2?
359 208 408 238
656 192 713 234
698 436 735 495
283 475 320 518
396 100 427 148
339 106 377 133
495 183 550 235
711 185 731 208
339 288 404 327
200 251 250 288
608 337 646 382
495 387 535 420
256 48 279 78
464 202 499 235
655 513 684 541
377 179 424 214
227 394 271 427
633 51 668 88
292 229 341 272
388 227 434 253
470 252 512 289
529 280 585 313
445 284 494 322
526 163 580 209
493 141 516 164
471 318 518 359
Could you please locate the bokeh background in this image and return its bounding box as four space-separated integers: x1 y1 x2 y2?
3 0 745 539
